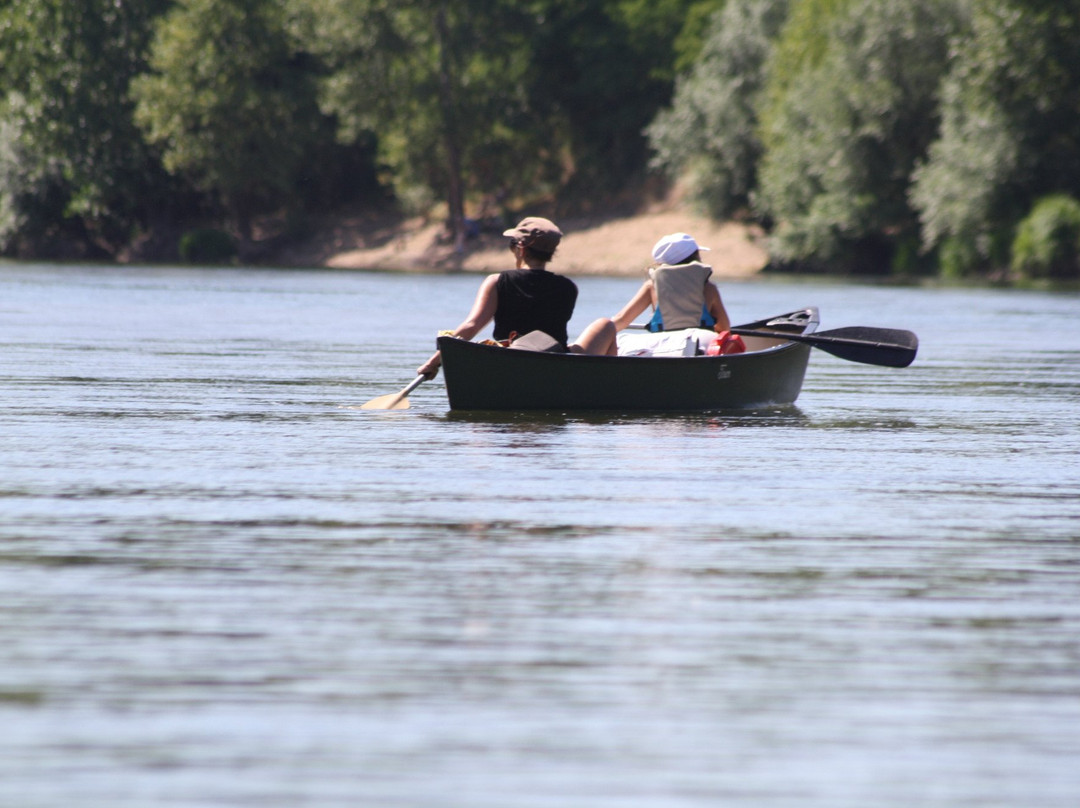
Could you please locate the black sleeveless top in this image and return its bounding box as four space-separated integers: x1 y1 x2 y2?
493 268 578 345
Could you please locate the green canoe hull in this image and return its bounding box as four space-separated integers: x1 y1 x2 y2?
437 308 819 412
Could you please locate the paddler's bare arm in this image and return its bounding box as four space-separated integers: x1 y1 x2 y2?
611 281 654 331
417 274 500 379
705 282 731 332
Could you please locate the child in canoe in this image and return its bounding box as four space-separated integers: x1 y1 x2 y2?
572 232 737 356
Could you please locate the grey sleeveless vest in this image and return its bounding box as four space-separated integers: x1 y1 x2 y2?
648 262 713 330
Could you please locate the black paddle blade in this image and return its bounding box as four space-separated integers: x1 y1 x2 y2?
812 327 919 368
730 325 919 368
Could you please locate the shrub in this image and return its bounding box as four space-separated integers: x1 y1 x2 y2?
178 228 237 264
1011 195 1080 279
939 236 980 279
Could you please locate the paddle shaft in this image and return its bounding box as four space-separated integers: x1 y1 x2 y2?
394 373 426 400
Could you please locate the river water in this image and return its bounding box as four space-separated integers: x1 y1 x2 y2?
2 263 1079 807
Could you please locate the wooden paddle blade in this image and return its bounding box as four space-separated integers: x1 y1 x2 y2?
359 392 411 410
359 375 426 410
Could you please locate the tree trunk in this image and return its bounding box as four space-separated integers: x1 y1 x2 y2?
435 2 466 253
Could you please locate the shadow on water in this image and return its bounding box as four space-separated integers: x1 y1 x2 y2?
433 408 923 435
433 405 810 431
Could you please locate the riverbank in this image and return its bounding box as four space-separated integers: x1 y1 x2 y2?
277 202 769 278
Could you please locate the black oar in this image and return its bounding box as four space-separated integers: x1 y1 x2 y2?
360 374 426 410
730 325 918 368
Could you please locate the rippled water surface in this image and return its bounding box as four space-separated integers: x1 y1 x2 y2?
2 263 1079 807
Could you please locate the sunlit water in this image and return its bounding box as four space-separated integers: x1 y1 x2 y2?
2 263 1079 807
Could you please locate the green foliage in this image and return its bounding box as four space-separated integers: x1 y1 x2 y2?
524 0 713 198
889 235 935 277
309 0 550 219
612 0 725 81
1010 195 1080 279
0 118 31 251
309 0 710 220
670 1 731 73
179 228 238 265
132 0 336 239
757 0 851 152
647 0 790 217
0 0 171 255
939 236 982 279
3 0 1080 276
912 0 1080 274
756 0 965 270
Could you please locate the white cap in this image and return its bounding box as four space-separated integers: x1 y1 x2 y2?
651 232 710 265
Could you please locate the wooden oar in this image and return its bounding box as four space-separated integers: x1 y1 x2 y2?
730 325 918 368
360 374 426 410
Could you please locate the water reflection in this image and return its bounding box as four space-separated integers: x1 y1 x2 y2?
439 405 808 429
3 265 1080 808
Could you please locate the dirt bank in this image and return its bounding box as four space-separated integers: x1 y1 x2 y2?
281 202 769 279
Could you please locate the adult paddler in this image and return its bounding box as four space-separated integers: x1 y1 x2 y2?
417 217 578 379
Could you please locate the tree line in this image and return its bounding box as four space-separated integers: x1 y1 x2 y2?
2 0 1078 279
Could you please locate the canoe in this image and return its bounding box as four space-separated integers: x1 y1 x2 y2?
437 308 819 412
